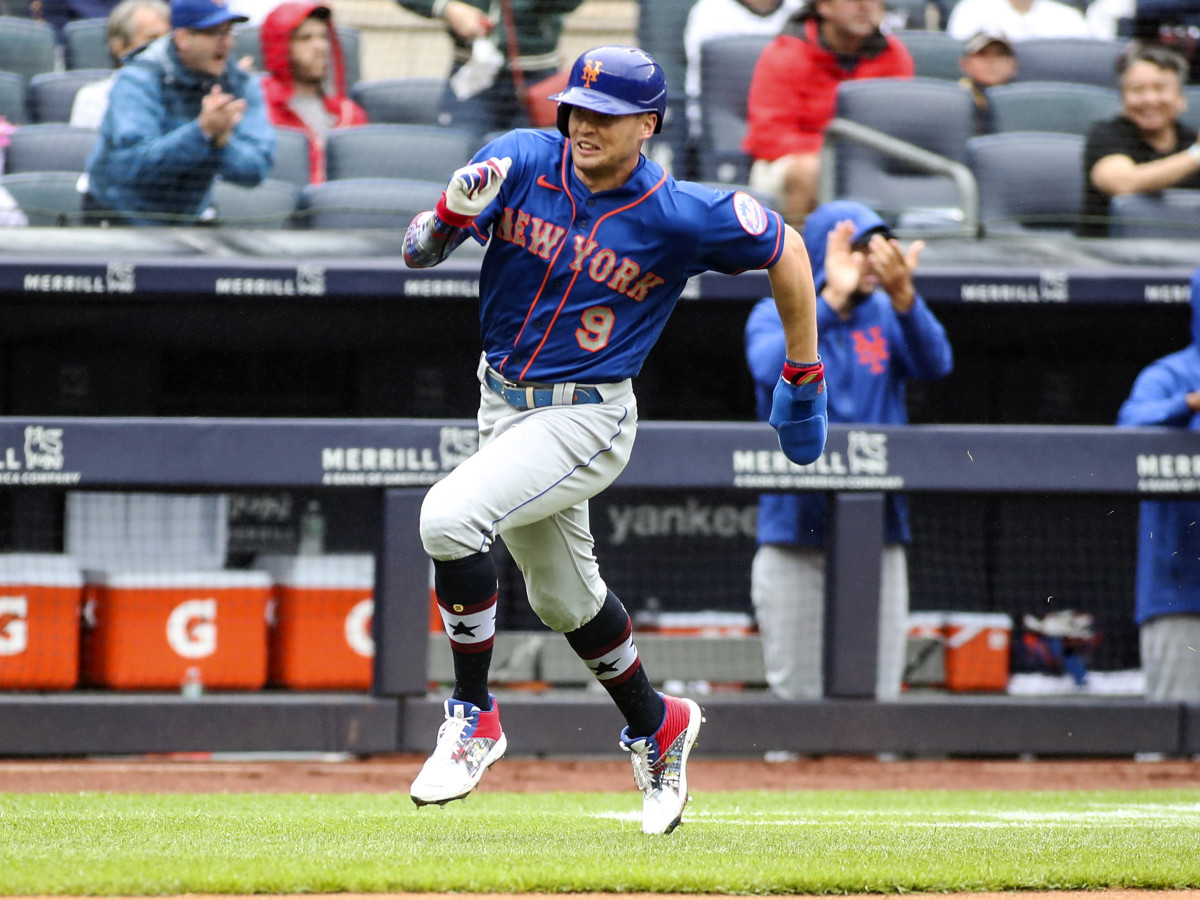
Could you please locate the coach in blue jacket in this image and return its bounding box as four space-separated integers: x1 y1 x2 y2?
745 200 953 700
84 0 276 225
1116 265 1200 702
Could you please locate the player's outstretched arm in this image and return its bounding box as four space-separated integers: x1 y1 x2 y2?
403 156 513 268
765 225 827 465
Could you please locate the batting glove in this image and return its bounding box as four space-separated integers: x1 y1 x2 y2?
435 156 512 228
769 358 828 465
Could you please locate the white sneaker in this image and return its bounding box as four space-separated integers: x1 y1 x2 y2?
410 695 507 806
619 694 703 834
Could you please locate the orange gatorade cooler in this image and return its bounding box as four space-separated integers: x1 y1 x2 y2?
0 554 83 690
81 570 272 690
942 612 1012 692
256 554 375 690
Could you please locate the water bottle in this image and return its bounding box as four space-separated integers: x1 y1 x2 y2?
299 499 325 555
180 666 204 699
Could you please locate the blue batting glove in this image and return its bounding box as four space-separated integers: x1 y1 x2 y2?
768 358 828 465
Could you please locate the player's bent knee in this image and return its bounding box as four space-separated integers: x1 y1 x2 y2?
527 586 602 633
419 488 484 559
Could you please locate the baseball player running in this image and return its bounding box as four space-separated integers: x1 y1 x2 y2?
403 44 827 834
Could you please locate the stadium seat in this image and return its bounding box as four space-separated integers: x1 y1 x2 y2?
1108 190 1200 238
0 70 26 125
5 124 99 174
0 171 85 225
28 70 111 124
233 23 361 87
0 16 57 83
696 34 770 184
349 77 447 126
212 178 300 228
637 0 693 177
985 82 1121 137
1182 85 1200 133
886 0 938 30
63 16 110 69
324 124 475 182
1012 38 1126 88
269 126 312 187
968 131 1084 235
828 77 975 227
895 30 965 80
294 176 444 229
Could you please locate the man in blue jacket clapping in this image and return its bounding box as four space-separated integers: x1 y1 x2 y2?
84 0 276 225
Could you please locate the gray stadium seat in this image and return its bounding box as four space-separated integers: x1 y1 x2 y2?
1108 190 1200 238
28 69 111 124
63 16 110 69
895 30 965 80
1012 38 1127 88
5 124 99 174
968 131 1084 235
829 77 974 225
0 171 85 225
986 82 1122 137
233 23 361 88
349 77 447 126
324 124 475 182
269 126 312 187
295 177 443 229
1182 85 1200 133
0 16 57 83
0 70 26 125
696 34 771 184
212 178 300 228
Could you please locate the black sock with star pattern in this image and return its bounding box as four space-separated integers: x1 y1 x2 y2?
565 590 664 737
432 553 498 711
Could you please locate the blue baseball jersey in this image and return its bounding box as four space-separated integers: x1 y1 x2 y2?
465 129 786 383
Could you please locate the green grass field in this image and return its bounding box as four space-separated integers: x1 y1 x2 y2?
1 789 1198 895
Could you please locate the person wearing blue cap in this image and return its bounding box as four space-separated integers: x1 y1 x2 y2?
745 200 953 700
83 0 276 225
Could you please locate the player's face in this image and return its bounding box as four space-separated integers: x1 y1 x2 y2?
174 22 236 77
290 16 331 87
567 107 656 192
1120 60 1186 137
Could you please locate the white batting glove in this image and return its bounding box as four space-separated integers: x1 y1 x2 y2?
435 156 512 227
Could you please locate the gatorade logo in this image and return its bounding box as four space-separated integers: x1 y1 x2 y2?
344 599 374 658
166 598 217 658
0 596 28 655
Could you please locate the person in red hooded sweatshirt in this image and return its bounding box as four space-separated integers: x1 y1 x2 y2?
259 1 368 183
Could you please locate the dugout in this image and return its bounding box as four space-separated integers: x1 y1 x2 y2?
0 227 1196 757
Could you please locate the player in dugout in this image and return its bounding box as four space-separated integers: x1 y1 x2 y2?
401 45 828 834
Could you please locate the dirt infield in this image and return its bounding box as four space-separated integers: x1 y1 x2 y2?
1 752 1198 793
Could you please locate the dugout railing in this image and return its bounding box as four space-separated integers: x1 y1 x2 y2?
0 417 1198 758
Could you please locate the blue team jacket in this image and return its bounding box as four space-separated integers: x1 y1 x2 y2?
85 36 276 225
746 200 954 547
1116 265 1200 624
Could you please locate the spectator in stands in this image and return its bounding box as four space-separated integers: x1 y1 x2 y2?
684 0 799 147
1079 42 1200 237
742 0 914 227
1084 0 1135 39
0 119 28 227
946 0 1091 40
260 1 367 184
70 0 172 130
745 199 953 700
393 0 584 142
32 0 120 40
958 31 1018 136
1116 264 1200 702
83 0 276 225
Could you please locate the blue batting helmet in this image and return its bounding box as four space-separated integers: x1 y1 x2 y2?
548 45 667 136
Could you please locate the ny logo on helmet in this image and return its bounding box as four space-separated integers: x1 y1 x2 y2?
581 59 603 88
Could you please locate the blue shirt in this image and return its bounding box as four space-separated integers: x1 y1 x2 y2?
467 128 787 383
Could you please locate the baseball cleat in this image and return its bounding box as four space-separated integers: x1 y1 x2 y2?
410 694 507 807
619 694 704 834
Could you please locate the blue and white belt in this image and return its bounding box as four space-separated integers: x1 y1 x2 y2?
483 366 603 410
